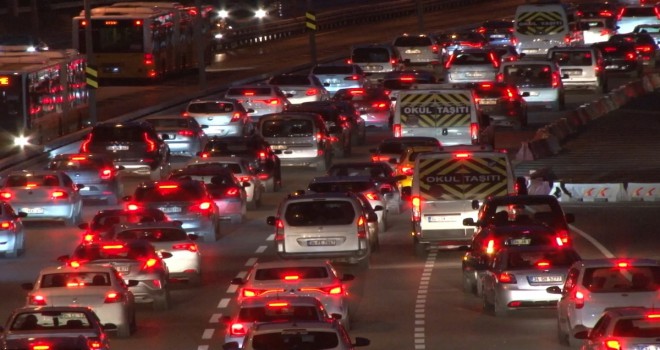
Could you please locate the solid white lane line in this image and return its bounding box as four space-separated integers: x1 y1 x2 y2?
570 225 615 258
245 257 258 266
255 245 267 253
209 313 223 323
201 329 214 340
217 298 230 308
197 346 209 350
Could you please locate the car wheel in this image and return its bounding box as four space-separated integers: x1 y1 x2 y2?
372 233 380 252
152 289 170 311
66 209 83 227
213 221 221 240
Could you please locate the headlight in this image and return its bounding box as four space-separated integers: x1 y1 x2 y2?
14 134 30 148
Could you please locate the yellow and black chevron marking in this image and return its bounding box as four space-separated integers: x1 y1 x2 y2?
417 156 508 200
515 11 565 35
400 93 471 127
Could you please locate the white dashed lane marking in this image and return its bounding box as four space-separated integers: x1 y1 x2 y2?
197 345 209 350
226 284 238 294
201 329 214 340
255 245 267 253
209 313 223 323
245 257 258 266
413 249 437 350
217 298 230 308
266 233 274 241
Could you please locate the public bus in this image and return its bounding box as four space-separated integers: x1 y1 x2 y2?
0 49 87 153
71 2 212 81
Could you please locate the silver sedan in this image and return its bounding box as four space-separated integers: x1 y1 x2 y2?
145 115 209 157
0 201 27 258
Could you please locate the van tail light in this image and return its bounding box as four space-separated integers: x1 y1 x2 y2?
230 323 247 336
603 339 621 350
444 54 456 69
357 216 367 239
616 8 625 20
87 339 102 349
431 44 439 54
496 72 504 83
274 219 284 242
178 130 195 137
497 272 517 284
489 51 500 68
655 7 660 19
0 191 12 200
143 132 157 152
173 242 198 252
99 167 114 180
411 196 421 222
0 221 15 230
485 239 496 255
29 294 47 306
144 53 154 65
51 191 69 200
104 291 125 303
305 88 319 96
470 122 479 144
574 290 585 309
230 112 242 122
400 166 413 176
225 187 241 198
551 72 560 89
393 124 402 137
80 134 92 153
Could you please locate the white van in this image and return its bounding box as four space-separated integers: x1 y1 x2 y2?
406 149 524 254
514 1 579 56
392 88 487 146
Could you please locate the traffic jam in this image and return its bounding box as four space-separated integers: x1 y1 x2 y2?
1 0 660 349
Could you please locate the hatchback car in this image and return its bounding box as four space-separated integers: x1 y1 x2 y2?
0 170 84 226
22 265 136 337
616 5 660 35
223 320 369 350
0 306 112 349
332 87 392 129
224 85 291 122
267 74 330 104
267 193 371 265
472 81 528 129
498 60 566 111
444 49 500 83
222 296 337 347
110 222 201 285
439 31 488 58
144 115 209 156
186 157 264 210
169 164 248 224
0 201 26 258
47 153 123 205
303 100 367 146
230 259 355 328
392 33 441 68
548 258 660 347
476 20 515 46
59 240 171 311
576 307 660 350
79 121 171 180
124 179 221 242
310 63 365 93
548 46 606 92
348 43 403 83
288 102 353 158
481 245 582 317
327 162 403 214
79 208 170 243
182 98 252 139
592 40 643 78
258 112 333 171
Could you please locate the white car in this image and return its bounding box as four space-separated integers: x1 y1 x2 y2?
21 265 136 338
576 307 660 350
231 260 355 330
267 74 331 104
547 258 660 347
110 222 202 285
186 156 265 210
498 60 565 111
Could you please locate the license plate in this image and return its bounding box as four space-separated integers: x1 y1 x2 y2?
115 266 130 273
307 239 336 246
366 65 383 70
22 207 44 214
522 49 538 54
606 65 620 69
479 99 498 105
106 145 129 151
528 91 540 96
490 34 505 38
428 215 456 222
465 72 484 77
529 275 563 283
270 145 288 150
564 70 581 76
405 49 421 54
509 238 531 246
159 206 182 213
641 346 660 350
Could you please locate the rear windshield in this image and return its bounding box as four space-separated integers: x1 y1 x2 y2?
394 36 433 47
226 87 272 96
583 266 660 292
505 249 580 269
308 181 373 193
502 64 553 86
187 102 234 114
613 317 660 338
255 266 329 280
134 183 205 202
251 331 339 350
90 212 167 231
262 119 314 138
115 228 188 242
11 311 93 331
284 200 356 226
40 272 111 288
451 52 491 65
91 126 145 142
312 66 353 75
269 75 310 85
5 174 60 187
550 51 594 66
49 157 108 171
622 7 656 17
73 244 151 260
351 47 391 63
238 305 322 322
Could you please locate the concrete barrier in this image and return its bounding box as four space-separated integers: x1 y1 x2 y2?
563 183 628 202
627 183 660 201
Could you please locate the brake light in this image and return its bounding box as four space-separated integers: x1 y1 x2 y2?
29 294 47 305
300 285 344 295
390 58 398 65
647 313 660 319
142 258 158 271
477 27 486 34
144 53 154 65
305 88 319 96
172 242 198 252
498 272 517 284
444 54 456 69
99 167 114 180
357 215 367 239
346 74 360 80
126 203 140 211
242 288 284 298
625 52 637 61
158 184 178 190
104 291 124 303
83 234 95 242
470 122 479 143
480 82 492 89
371 154 390 162
181 111 190 117
178 130 195 137
536 261 550 268
564 34 571 45
143 132 156 152
102 244 124 250
284 274 300 280
616 8 624 21
431 44 439 54
31 346 50 350
393 124 401 137
69 260 83 268
551 72 560 89
372 101 389 110
365 192 379 201
557 228 570 245
486 239 496 255
400 166 413 176
496 72 503 82
51 191 68 199
604 339 621 350
225 187 240 197
600 29 611 36
616 261 629 268
411 196 421 222
230 323 246 336
80 134 92 153
87 340 102 349
489 51 500 68
0 221 15 230
267 99 280 105
346 58 352 64
574 290 585 309
400 75 415 82
349 89 364 95
274 219 284 242
555 236 565 247
0 191 12 199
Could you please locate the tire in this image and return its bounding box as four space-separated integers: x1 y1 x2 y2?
552 97 564 112
66 208 83 227
117 317 132 338
372 232 380 252
493 296 509 317
152 289 170 311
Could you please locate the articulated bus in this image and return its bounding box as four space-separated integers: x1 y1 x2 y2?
71 2 212 81
0 50 87 153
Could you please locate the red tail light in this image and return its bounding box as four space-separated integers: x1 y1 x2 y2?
126 203 140 211
600 29 611 36
283 274 300 280
190 201 214 216
400 166 413 176
371 154 390 162
616 8 625 20
503 87 517 102
242 288 284 298
496 72 504 83
99 167 114 180
238 176 251 183
346 74 360 80
178 130 195 137
230 323 247 336
393 124 402 137
431 44 439 54
497 272 517 284
230 112 242 122
83 233 95 242
489 51 500 68
199 152 210 158
87 340 102 349
143 132 156 152
1 221 16 230
357 216 367 239
346 58 353 64
80 134 92 153
564 34 571 45
173 242 198 252
557 228 570 245
477 27 486 34
625 52 637 61
390 58 398 64
470 122 479 143
315 132 323 141
144 53 154 66
364 192 379 201
274 219 284 242
225 187 241 197
574 290 585 309
29 294 47 305
486 239 496 255
300 285 344 295
656 7 660 19
604 339 621 350
141 258 158 271
371 101 389 110
181 111 190 117
104 291 124 303
0 191 12 200
349 89 364 95
258 151 267 160
305 88 319 96
411 196 421 222
51 191 68 199
551 72 560 89
444 54 456 69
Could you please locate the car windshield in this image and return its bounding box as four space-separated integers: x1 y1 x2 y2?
613 317 660 337
135 183 205 202
505 249 580 269
482 201 565 228
187 102 235 114
583 266 660 292
5 174 60 187
115 228 188 242
262 119 314 138
270 75 311 85
254 267 329 280
238 305 321 322
394 36 432 46
284 200 356 226
147 118 194 128
551 51 594 66
637 26 660 34
451 52 491 65
40 272 111 288
502 64 553 87
11 311 93 331
352 47 391 63
313 66 353 74
251 331 339 350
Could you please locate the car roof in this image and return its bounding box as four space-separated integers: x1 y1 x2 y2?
6 169 63 177
311 175 373 183
39 264 116 275
93 208 165 216
189 98 239 104
330 162 390 168
252 259 332 269
192 156 249 164
485 194 560 204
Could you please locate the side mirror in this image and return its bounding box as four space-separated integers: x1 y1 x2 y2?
188 233 199 241
78 222 89 230
521 92 530 97
401 186 412 198
57 255 70 262
341 273 355 282
222 342 240 350
103 324 118 331
159 252 173 259
546 286 562 294
266 216 276 226
230 277 244 285
565 213 575 224
354 337 370 347
76 184 85 190
172 220 183 227
285 93 294 98
463 218 477 226
471 199 480 210
127 280 140 287
21 283 34 291
17 212 28 218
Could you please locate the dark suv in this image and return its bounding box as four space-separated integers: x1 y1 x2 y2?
80 121 171 180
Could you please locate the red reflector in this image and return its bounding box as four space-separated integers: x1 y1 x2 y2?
453 152 472 158
536 261 550 268
178 130 195 137
173 243 198 252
